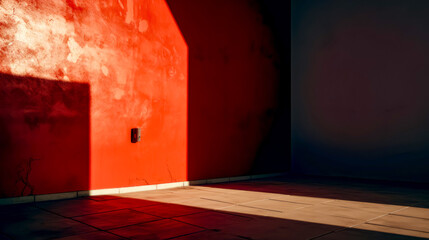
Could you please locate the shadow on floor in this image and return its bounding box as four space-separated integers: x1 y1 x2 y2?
1 178 428 240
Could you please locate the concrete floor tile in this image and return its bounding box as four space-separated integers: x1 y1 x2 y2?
0 205 61 222
204 189 276 200
269 194 332 205
171 230 243 240
322 199 405 213
36 199 121 217
391 207 429 219
178 198 233 209
73 209 161 230
222 205 281 217
2 177 429 240
0 210 71 239
354 223 429 239
37 198 161 218
133 203 206 218
134 193 195 204
314 228 427 240
173 211 252 229
221 217 341 240
198 192 268 204
190 186 266 196
53 231 124 239
109 219 203 240
0 216 96 240
165 188 210 195
367 214 429 232
269 209 364 227
297 204 385 220
157 190 215 200
114 192 172 201
239 199 310 212
102 198 162 209
84 196 122 201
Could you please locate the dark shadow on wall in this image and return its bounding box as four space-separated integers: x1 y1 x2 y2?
0 73 90 197
166 0 290 181
292 0 429 183
251 0 292 175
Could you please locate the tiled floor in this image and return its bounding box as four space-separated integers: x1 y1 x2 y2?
1 176 429 239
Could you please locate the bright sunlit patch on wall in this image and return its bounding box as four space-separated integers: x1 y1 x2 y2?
0 0 129 83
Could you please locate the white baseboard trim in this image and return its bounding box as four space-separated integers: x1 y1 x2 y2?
0 195 34 205
0 172 286 205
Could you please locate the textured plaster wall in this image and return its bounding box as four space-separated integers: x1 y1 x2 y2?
0 0 281 197
0 0 187 197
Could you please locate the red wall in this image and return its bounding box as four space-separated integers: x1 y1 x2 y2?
167 0 280 180
0 0 279 197
0 0 187 197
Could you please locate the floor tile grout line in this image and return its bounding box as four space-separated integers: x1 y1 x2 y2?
168 217 211 230
198 197 238 205
228 198 272 206
102 217 167 231
318 202 396 212
34 204 74 219
308 206 412 239
130 207 210 219
44 206 134 219
389 213 429 220
235 235 254 240
231 196 318 212
35 203 164 235
234 203 283 213
320 201 389 209
44 205 206 235
294 205 314 210
267 198 314 206
70 217 134 239
308 227 346 240
349 206 410 229
164 229 207 240
46 201 164 218
69 207 150 218
312 205 414 240
43 205 180 239
175 208 259 220
34 205 133 240
197 196 283 207
365 222 429 234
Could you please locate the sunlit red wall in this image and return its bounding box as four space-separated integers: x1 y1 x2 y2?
0 0 187 197
292 0 429 183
